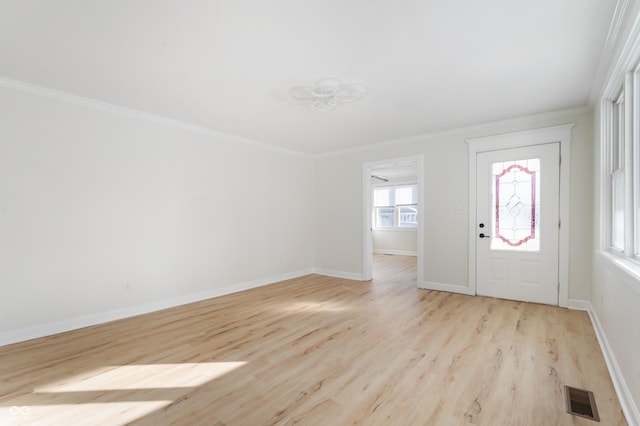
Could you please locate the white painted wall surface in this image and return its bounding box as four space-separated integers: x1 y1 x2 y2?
0 87 314 335
592 252 640 420
590 0 640 415
372 229 417 255
315 110 594 299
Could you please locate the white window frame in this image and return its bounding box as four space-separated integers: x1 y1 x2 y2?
602 66 640 262
372 183 418 230
634 63 640 259
609 88 626 254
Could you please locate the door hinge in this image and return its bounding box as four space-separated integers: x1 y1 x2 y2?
558 220 561 229
559 154 562 166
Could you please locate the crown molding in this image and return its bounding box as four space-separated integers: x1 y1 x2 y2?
0 75 592 160
588 0 631 105
314 105 591 159
0 76 311 158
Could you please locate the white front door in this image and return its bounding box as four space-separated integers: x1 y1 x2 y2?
476 143 560 305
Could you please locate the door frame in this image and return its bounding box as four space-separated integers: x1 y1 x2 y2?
362 155 424 284
466 124 574 307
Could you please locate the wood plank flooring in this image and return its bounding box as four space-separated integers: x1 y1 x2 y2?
0 255 626 425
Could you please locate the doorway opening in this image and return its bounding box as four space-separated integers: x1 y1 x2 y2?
362 155 424 285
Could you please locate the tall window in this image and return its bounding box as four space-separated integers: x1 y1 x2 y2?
373 184 418 228
611 90 625 252
604 67 640 259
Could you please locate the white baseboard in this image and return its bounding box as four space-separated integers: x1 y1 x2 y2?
313 268 366 281
569 299 640 426
0 268 314 347
567 298 592 311
372 249 417 256
419 281 475 296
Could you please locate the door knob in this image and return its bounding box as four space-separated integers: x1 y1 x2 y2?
479 233 491 238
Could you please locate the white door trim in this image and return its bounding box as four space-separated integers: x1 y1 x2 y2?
466 124 574 307
362 155 424 284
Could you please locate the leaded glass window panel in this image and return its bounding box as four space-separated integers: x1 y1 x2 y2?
490 158 540 251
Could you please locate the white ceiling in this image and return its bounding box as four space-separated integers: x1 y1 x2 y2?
0 0 617 155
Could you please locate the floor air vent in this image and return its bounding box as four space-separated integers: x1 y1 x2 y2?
564 385 600 422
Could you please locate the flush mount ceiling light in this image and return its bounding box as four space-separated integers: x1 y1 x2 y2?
287 78 367 111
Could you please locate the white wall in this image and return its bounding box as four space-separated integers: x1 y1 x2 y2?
590 0 640 418
315 111 594 300
592 99 640 418
0 83 596 349
0 87 315 340
591 252 640 419
372 229 417 255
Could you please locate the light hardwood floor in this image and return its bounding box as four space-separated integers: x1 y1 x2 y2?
0 255 626 425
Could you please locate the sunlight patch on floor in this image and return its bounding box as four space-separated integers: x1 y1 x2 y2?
3 401 171 425
1 362 247 424
35 362 247 392
277 301 351 313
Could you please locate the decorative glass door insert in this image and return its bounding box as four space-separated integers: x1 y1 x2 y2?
490 158 540 251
